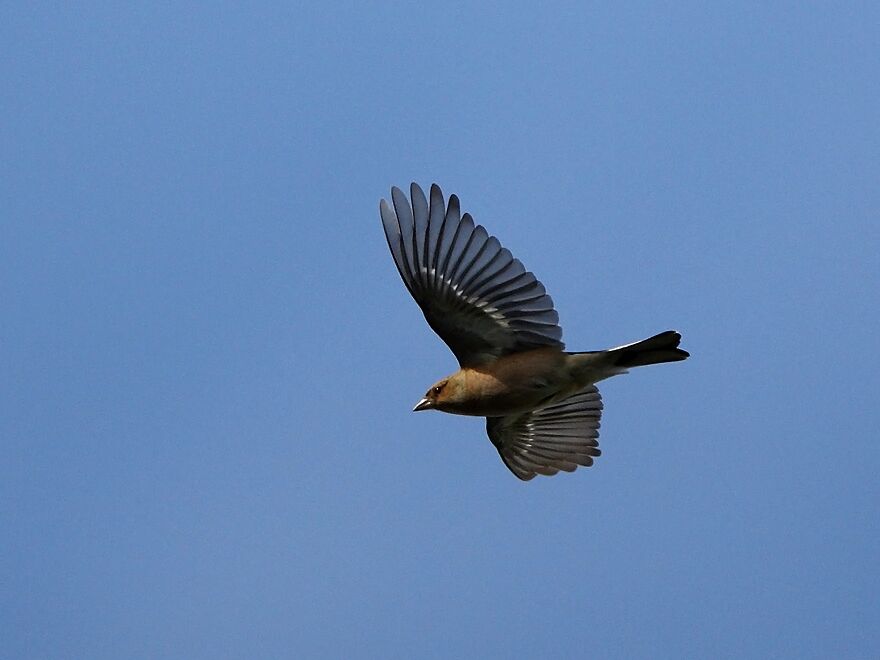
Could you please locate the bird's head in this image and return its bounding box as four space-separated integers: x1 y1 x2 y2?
413 375 464 413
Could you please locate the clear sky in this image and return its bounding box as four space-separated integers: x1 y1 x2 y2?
2 3 878 659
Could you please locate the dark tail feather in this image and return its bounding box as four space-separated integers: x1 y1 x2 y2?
609 330 689 368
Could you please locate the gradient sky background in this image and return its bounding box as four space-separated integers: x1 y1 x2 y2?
2 3 878 659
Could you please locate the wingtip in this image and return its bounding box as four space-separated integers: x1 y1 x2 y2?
410 181 425 198
379 197 397 225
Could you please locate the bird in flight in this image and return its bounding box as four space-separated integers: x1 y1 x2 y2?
380 183 688 480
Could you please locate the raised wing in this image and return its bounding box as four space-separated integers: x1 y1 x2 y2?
380 183 564 367
486 386 603 480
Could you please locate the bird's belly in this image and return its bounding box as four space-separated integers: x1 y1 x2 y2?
437 348 577 417
449 375 573 417
454 392 570 417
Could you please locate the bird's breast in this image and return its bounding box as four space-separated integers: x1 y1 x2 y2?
449 348 575 417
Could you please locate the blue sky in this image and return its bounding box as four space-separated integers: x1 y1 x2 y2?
2 3 878 658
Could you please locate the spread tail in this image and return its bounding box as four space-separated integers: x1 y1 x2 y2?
608 330 689 368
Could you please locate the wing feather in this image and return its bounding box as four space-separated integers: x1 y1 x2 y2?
486 386 604 480
380 183 564 366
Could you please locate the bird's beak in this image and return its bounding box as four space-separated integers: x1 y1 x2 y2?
412 398 433 412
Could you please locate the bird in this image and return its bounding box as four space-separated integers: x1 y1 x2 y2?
379 183 689 480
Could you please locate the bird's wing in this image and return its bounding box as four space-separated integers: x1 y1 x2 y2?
486 386 603 480
380 183 564 367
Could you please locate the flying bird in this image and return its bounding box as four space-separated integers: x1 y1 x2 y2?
380 183 688 480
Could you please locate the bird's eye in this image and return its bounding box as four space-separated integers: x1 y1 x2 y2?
432 385 443 395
